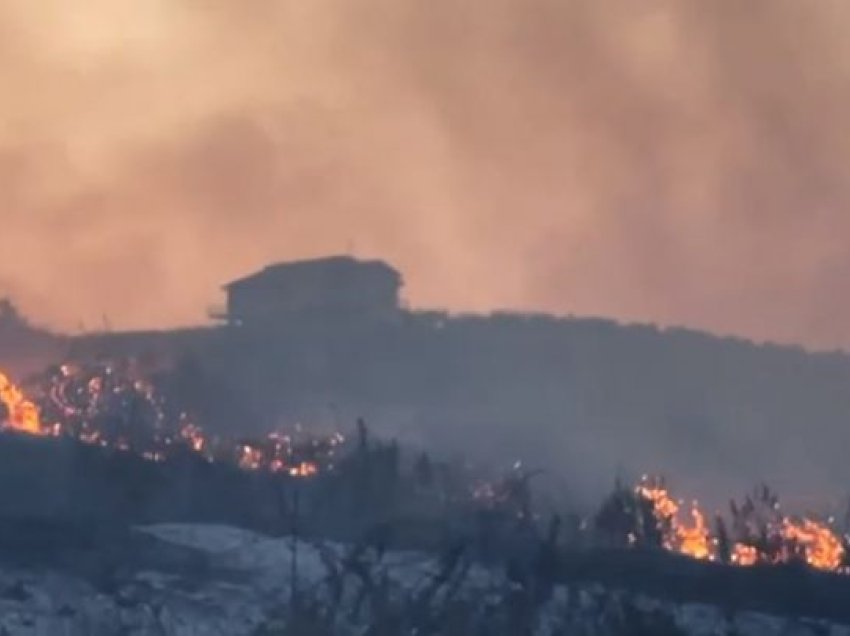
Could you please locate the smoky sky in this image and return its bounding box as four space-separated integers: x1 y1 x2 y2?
2 0 850 348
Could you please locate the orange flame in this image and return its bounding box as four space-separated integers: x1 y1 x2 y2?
635 478 847 573
636 482 679 521
732 544 758 566
780 518 845 571
0 366 328 480
636 480 714 561
0 372 44 435
677 505 713 561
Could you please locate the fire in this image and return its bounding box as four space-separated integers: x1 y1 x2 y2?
727 520 844 571
288 461 319 478
238 445 264 471
633 477 847 574
237 438 322 477
179 422 206 453
780 518 845 571
677 505 713 561
6 362 848 574
0 365 334 480
636 479 714 561
635 481 680 521
732 544 758 566
0 372 44 435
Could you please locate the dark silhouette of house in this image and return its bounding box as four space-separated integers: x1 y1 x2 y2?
212 256 403 327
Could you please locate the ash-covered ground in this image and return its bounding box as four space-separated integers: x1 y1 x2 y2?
0 523 847 636
140 525 850 636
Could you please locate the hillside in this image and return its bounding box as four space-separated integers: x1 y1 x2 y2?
48 309 850 511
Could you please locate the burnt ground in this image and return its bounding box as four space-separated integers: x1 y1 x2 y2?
0 433 849 627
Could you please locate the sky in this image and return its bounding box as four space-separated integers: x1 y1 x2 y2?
2 0 850 349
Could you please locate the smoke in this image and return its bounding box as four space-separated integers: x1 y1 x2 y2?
2 0 850 347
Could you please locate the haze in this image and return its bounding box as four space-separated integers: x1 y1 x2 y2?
2 1 850 349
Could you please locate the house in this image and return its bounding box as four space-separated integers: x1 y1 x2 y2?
212 256 403 327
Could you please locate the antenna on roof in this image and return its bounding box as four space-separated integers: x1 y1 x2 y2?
346 238 358 257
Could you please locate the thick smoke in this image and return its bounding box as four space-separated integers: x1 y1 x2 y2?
2 0 850 348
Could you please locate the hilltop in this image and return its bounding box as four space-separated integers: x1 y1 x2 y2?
3 257 850 509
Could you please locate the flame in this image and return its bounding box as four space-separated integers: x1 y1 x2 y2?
0 364 333 480
634 477 847 573
677 505 713 560
732 544 758 566
8 359 848 574
636 482 680 522
0 372 45 435
780 518 845 571
636 480 714 561
727 520 844 570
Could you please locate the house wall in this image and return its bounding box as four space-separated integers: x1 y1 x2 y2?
226 266 401 325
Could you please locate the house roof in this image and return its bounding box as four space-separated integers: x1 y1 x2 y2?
223 255 402 290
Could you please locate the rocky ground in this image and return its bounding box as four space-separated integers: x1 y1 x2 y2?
0 523 845 635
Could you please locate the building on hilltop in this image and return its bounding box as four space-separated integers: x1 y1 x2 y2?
210 256 403 327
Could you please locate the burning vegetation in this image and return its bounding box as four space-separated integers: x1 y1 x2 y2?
2 360 850 583
0 371 41 435
596 477 847 574
0 362 335 479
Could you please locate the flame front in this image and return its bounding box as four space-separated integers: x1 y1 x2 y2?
636 480 714 561
678 505 713 561
634 477 846 573
780 518 845 571
3 366 848 573
0 365 332 480
0 372 44 435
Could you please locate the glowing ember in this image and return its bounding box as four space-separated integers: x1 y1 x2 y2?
238 445 264 471
732 544 758 566
179 422 206 453
289 461 319 478
142 450 166 463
